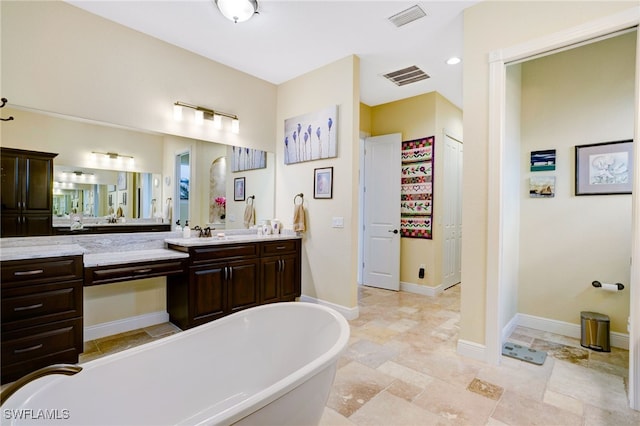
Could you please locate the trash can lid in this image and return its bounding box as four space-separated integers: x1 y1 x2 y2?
580 311 610 321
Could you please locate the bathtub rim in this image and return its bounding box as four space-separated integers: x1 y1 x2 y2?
3 301 350 426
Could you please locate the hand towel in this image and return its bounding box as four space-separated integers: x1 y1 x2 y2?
243 204 255 228
293 203 306 232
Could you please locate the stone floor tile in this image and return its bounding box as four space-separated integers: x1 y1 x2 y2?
343 339 400 369
349 391 445 426
376 360 433 389
492 390 583 426
547 360 629 413
318 407 356 426
326 361 395 418
413 377 497 425
543 389 584 416
466 378 504 401
583 401 640 426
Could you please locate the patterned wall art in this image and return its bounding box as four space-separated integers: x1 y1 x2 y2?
284 105 337 164
231 146 267 172
401 136 434 239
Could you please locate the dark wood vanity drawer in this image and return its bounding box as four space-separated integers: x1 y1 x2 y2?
1 318 82 384
1 255 83 287
261 240 299 256
84 259 186 286
1 280 83 331
188 243 259 264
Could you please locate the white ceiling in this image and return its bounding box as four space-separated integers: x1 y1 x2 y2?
65 0 477 108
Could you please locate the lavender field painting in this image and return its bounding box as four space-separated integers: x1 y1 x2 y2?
231 147 267 172
284 105 337 164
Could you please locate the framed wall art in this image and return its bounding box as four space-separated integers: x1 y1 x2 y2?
575 140 633 195
400 136 434 239
284 105 337 164
234 177 246 201
314 167 333 199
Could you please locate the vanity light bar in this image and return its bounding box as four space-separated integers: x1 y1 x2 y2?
173 101 240 134
92 151 134 160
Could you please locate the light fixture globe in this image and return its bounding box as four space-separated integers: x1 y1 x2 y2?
215 0 258 23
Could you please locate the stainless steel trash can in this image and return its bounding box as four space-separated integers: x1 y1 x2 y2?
580 311 610 352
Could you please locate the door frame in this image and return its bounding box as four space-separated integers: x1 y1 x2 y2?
486 7 640 409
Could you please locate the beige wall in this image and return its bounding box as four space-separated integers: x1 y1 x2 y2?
519 31 635 333
370 93 462 289
461 0 636 344
275 55 360 310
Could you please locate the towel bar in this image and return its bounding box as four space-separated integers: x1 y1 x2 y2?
294 193 304 205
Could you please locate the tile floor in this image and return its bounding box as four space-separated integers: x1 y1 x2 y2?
79 285 639 425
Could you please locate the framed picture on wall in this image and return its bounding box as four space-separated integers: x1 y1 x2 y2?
117 172 127 190
234 177 246 201
575 140 633 195
314 167 333 199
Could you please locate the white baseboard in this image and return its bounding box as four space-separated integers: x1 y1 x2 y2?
299 295 359 320
457 339 487 362
400 281 444 297
502 313 519 342
84 311 169 342
513 313 629 350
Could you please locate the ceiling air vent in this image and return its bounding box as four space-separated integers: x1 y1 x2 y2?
383 66 430 87
388 5 427 28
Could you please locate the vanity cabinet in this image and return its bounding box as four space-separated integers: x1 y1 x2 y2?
1 255 83 384
167 243 261 329
167 239 301 330
0 148 57 237
260 240 301 304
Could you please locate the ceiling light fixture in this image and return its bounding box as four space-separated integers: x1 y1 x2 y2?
173 101 240 133
446 57 462 65
215 0 258 24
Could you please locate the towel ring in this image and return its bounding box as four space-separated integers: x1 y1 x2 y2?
294 193 304 205
246 195 255 205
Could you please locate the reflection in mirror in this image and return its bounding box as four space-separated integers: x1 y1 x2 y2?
52 166 161 222
1 106 275 234
176 151 190 228
210 157 227 229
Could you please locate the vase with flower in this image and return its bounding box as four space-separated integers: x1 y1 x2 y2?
214 196 226 221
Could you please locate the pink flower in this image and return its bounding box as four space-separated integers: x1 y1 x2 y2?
214 197 226 208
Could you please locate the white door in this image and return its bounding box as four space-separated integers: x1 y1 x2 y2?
442 134 463 289
362 133 401 291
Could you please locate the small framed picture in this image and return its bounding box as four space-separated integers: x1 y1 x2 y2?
575 140 633 195
234 177 246 201
530 149 556 171
314 167 333 199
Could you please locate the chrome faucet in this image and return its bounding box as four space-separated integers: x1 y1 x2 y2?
0 364 82 405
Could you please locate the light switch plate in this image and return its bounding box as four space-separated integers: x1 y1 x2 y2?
332 217 344 228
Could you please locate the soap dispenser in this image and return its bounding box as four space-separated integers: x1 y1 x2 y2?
183 220 191 239
175 220 182 232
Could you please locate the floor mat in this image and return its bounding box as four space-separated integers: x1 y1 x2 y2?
502 342 547 365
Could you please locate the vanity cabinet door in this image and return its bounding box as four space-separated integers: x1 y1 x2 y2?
260 253 300 304
260 256 280 304
279 253 300 301
189 263 227 326
228 259 260 314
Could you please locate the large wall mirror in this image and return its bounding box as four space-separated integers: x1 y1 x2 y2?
1 106 275 234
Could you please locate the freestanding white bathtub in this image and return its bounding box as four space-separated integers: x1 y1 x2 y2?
1 302 350 426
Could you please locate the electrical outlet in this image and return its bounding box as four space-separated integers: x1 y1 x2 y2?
419 264 425 279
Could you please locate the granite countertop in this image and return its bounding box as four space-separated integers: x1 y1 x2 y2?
165 233 301 247
0 244 85 262
84 248 189 268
